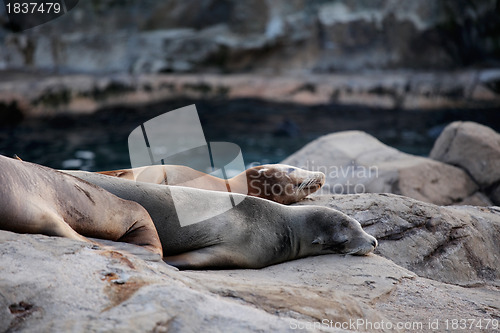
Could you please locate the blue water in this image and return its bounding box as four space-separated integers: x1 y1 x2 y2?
1 98 499 171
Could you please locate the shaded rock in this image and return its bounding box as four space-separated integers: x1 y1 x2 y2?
294 193 500 287
456 191 493 207
491 184 500 206
282 131 479 206
430 121 500 188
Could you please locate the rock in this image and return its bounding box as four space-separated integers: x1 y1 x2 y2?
0 231 321 332
0 0 498 73
294 193 500 287
456 191 493 207
430 121 500 188
491 185 500 206
282 131 480 206
1 71 499 119
1 208 499 331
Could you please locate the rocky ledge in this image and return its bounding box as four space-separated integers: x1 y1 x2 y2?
1 70 500 121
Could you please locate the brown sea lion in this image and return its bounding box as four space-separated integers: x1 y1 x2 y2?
97 164 325 204
0 155 162 256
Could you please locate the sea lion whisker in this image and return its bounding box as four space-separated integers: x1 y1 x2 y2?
298 177 316 191
297 179 309 190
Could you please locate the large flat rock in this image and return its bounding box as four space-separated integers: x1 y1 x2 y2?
1 215 499 332
0 231 320 333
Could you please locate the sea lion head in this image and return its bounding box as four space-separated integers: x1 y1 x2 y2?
309 208 377 256
245 164 326 204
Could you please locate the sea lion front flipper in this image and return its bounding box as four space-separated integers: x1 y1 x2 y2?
164 246 243 270
88 237 164 262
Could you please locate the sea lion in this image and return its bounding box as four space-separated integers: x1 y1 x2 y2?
0 155 162 256
64 170 378 269
97 164 326 205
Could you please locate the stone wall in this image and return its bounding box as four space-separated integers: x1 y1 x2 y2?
1 0 498 74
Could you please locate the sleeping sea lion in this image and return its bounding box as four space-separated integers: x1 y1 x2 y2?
64 170 378 269
0 155 162 256
97 164 325 204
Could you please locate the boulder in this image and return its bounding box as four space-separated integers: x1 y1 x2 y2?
294 193 500 287
282 131 483 206
430 121 500 189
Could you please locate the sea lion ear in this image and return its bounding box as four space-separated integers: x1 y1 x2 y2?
312 237 324 245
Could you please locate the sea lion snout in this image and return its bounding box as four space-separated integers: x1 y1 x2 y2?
310 209 378 256
345 234 378 256
245 164 326 204
317 172 326 186
296 171 325 190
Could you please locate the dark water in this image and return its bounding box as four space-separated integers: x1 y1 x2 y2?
1 98 499 171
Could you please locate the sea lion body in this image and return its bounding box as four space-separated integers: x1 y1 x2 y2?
97 164 325 205
64 170 377 269
0 155 162 256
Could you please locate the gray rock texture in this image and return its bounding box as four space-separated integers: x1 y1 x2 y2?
294 193 500 287
282 131 486 206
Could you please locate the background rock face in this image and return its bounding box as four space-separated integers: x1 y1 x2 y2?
0 0 499 73
282 130 486 206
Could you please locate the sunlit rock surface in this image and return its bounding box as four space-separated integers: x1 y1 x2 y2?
1 228 498 332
